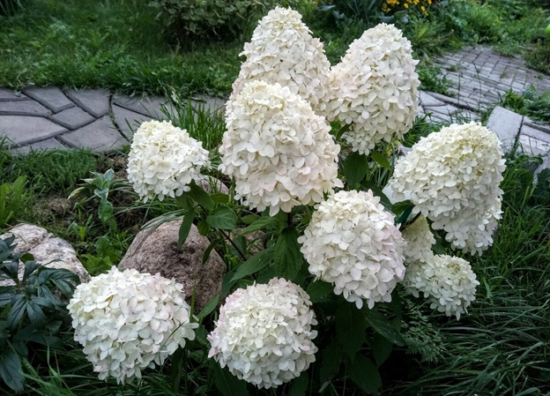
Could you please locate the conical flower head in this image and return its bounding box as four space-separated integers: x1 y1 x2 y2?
227 7 331 116
327 23 420 155
219 80 342 216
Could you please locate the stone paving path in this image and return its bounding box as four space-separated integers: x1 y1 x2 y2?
0 86 224 154
434 46 550 110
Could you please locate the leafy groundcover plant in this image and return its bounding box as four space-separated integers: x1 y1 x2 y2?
31 6 508 395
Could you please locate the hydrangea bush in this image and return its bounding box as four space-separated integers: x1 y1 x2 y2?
70 7 507 394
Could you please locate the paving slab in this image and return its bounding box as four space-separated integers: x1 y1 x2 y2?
11 138 67 156
0 89 27 102
486 106 523 151
113 94 171 118
0 116 67 146
50 107 95 130
58 116 128 152
518 134 550 156
419 91 446 107
0 100 52 117
66 89 110 118
112 105 151 140
523 117 550 134
22 86 75 113
520 124 550 144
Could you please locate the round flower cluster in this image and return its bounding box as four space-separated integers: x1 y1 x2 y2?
327 23 420 155
403 255 479 320
208 278 318 389
228 7 331 116
401 216 436 265
68 267 197 384
127 120 210 202
299 190 406 309
219 81 342 216
384 122 505 254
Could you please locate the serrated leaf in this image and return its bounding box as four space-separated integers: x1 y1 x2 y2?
213 363 249 396
231 247 273 282
238 216 278 236
348 354 381 395
370 151 391 170
392 200 414 215
197 220 210 236
207 207 237 230
372 333 393 367
187 181 214 209
178 209 196 249
0 350 24 392
306 281 334 303
289 371 308 396
364 309 405 346
274 229 302 281
320 338 342 380
344 151 369 186
336 303 366 359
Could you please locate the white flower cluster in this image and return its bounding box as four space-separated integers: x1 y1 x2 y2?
219 80 342 216
208 278 318 389
127 120 210 202
299 190 406 309
68 267 197 384
327 23 420 155
404 255 479 320
228 7 331 116
402 216 436 265
384 122 505 254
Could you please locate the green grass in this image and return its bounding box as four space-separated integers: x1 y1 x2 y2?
0 0 242 95
501 88 550 124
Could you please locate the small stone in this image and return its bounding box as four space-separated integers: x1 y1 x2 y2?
23 86 75 113
58 116 128 152
198 177 230 195
65 89 110 118
0 116 67 146
50 106 95 130
0 99 51 117
119 220 226 312
11 138 67 156
486 106 523 151
112 105 151 140
0 88 27 102
0 224 90 285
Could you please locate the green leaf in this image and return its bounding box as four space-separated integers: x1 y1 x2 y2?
171 347 185 392
320 338 342 381
26 301 46 324
238 216 278 236
274 228 302 281
336 303 366 359
364 309 405 346
207 207 237 230
370 151 391 170
187 181 214 209
19 253 34 263
22 261 40 282
98 199 115 227
392 200 414 216
0 350 24 392
220 270 236 299
289 371 308 396
197 295 219 320
7 295 26 329
344 151 369 186
372 333 393 367
240 214 259 224
178 209 196 249
397 207 414 225
211 193 230 204
231 247 274 282
348 354 381 395
202 239 219 264
306 281 334 304
213 363 249 396
197 220 210 236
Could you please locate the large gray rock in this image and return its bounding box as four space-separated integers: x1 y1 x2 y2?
0 224 90 284
119 220 226 312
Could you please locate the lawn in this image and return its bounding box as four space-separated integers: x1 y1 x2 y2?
1 0 550 395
